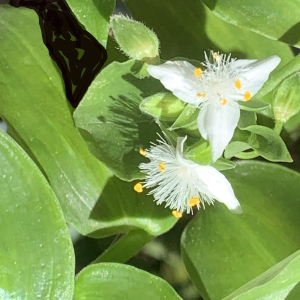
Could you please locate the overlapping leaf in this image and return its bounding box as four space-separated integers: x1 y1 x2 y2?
0 130 74 300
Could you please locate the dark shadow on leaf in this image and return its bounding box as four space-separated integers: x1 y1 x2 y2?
87 176 176 238
279 21 300 46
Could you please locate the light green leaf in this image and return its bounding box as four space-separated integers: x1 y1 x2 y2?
224 141 252 159
201 0 300 48
74 59 162 181
238 100 270 112
225 250 300 300
0 130 74 299
64 0 116 46
111 15 160 62
242 125 292 162
0 6 144 236
186 140 212 165
170 104 198 130
74 263 183 300
181 161 300 300
140 93 185 121
125 0 293 65
210 157 236 171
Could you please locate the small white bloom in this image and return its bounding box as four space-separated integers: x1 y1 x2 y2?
148 52 281 161
134 135 242 217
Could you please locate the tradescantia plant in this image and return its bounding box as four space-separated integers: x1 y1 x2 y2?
1 0 300 299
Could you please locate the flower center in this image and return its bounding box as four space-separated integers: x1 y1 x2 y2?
158 162 166 172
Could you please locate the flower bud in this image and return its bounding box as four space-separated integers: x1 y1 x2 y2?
273 72 300 123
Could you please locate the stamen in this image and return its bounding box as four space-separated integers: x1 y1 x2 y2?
197 93 207 98
139 148 146 156
134 182 143 193
235 79 242 89
172 210 182 218
194 68 202 78
189 197 200 207
244 90 252 101
158 162 165 173
213 52 221 62
219 98 227 105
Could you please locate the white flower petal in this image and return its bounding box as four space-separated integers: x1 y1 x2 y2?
197 101 240 161
195 165 242 214
147 61 201 105
233 56 281 96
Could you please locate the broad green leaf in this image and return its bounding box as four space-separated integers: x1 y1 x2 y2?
125 0 293 65
170 104 198 130
74 263 183 300
0 6 113 236
242 125 292 162
74 59 162 181
273 72 300 123
186 140 212 165
210 158 236 171
0 130 74 299
225 250 300 300
64 0 116 46
111 15 160 62
238 99 270 112
84 176 176 238
181 161 300 300
201 0 300 48
140 93 185 121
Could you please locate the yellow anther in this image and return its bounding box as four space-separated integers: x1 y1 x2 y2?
235 79 242 89
172 210 182 218
219 98 227 105
158 162 165 173
244 90 252 101
134 182 143 193
139 148 146 156
189 197 201 207
197 93 207 98
194 68 202 78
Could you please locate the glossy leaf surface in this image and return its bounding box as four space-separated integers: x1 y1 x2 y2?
74 263 183 300
0 130 74 299
182 161 300 299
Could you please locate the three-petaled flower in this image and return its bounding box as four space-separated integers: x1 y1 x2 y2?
147 52 280 161
134 135 242 217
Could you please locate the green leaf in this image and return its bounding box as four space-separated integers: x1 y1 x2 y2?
238 110 257 129
273 72 300 123
224 141 252 159
84 176 177 238
210 158 236 171
242 125 292 162
0 130 74 299
93 229 153 264
186 140 212 165
0 6 121 236
140 93 185 121
125 0 293 65
238 99 270 112
74 263 183 300
201 0 300 48
74 59 163 181
170 104 198 130
111 15 160 62
181 161 300 300
64 0 116 46
224 250 300 299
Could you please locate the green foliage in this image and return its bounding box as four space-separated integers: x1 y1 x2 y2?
0 130 74 299
74 263 183 299
182 161 300 299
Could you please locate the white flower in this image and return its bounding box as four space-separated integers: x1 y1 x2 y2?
134 135 242 217
147 52 281 161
